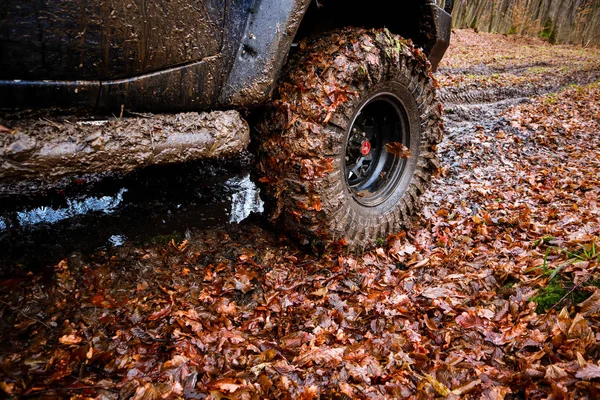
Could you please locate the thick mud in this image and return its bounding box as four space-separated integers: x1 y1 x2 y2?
438 58 600 136
0 110 249 183
438 60 600 106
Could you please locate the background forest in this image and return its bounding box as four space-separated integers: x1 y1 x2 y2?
438 0 600 46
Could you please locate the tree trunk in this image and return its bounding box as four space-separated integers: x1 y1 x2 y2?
446 0 600 45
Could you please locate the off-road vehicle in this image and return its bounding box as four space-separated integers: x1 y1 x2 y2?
0 0 453 250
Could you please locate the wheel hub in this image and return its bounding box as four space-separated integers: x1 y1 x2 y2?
360 140 371 156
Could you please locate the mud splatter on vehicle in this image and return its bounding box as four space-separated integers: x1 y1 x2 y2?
1 0 453 251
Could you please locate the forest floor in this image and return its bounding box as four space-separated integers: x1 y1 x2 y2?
1 30 600 399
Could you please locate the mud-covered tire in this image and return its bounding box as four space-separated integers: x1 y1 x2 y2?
256 28 443 251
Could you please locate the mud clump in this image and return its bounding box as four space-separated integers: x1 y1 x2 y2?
0 110 249 184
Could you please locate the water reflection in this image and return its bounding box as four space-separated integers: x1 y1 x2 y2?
108 234 127 247
16 188 127 226
228 175 264 224
3 176 263 232
0 159 264 269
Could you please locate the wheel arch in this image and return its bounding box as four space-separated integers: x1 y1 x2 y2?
220 0 452 109
293 0 452 71
218 0 313 108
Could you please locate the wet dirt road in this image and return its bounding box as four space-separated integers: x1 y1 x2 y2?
1 30 599 398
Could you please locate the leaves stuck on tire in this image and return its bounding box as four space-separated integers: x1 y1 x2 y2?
256 27 442 250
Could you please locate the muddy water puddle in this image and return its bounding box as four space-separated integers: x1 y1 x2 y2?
0 156 263 271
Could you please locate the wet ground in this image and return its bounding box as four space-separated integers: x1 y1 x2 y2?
0 154 263 272
0 30 599 398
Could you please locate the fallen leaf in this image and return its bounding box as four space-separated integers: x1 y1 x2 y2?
59 334 83 345
452 379 482 396
578 289 600 316
575 363 600 380
132 382 161 400
421 287 453 299
0 382 14 395
385 142 411 158
545 364 567 380
148 304 172 321
424 373 450 396
294 347 345 367
208 378 245 393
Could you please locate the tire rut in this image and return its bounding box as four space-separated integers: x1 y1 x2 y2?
439 67 600 107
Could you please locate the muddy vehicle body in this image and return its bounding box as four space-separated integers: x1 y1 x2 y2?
0 0 453 250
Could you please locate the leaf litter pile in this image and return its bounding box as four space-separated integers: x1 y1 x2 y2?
1 30 600 399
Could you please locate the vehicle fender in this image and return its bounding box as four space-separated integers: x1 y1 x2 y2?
219 0 312 107
425 3 453 72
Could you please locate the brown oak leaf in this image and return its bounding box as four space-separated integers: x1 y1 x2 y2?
385 142 411 158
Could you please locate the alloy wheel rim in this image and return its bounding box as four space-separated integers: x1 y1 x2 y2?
344 93 411 207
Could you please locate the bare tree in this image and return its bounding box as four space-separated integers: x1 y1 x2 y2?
438 0 600 46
